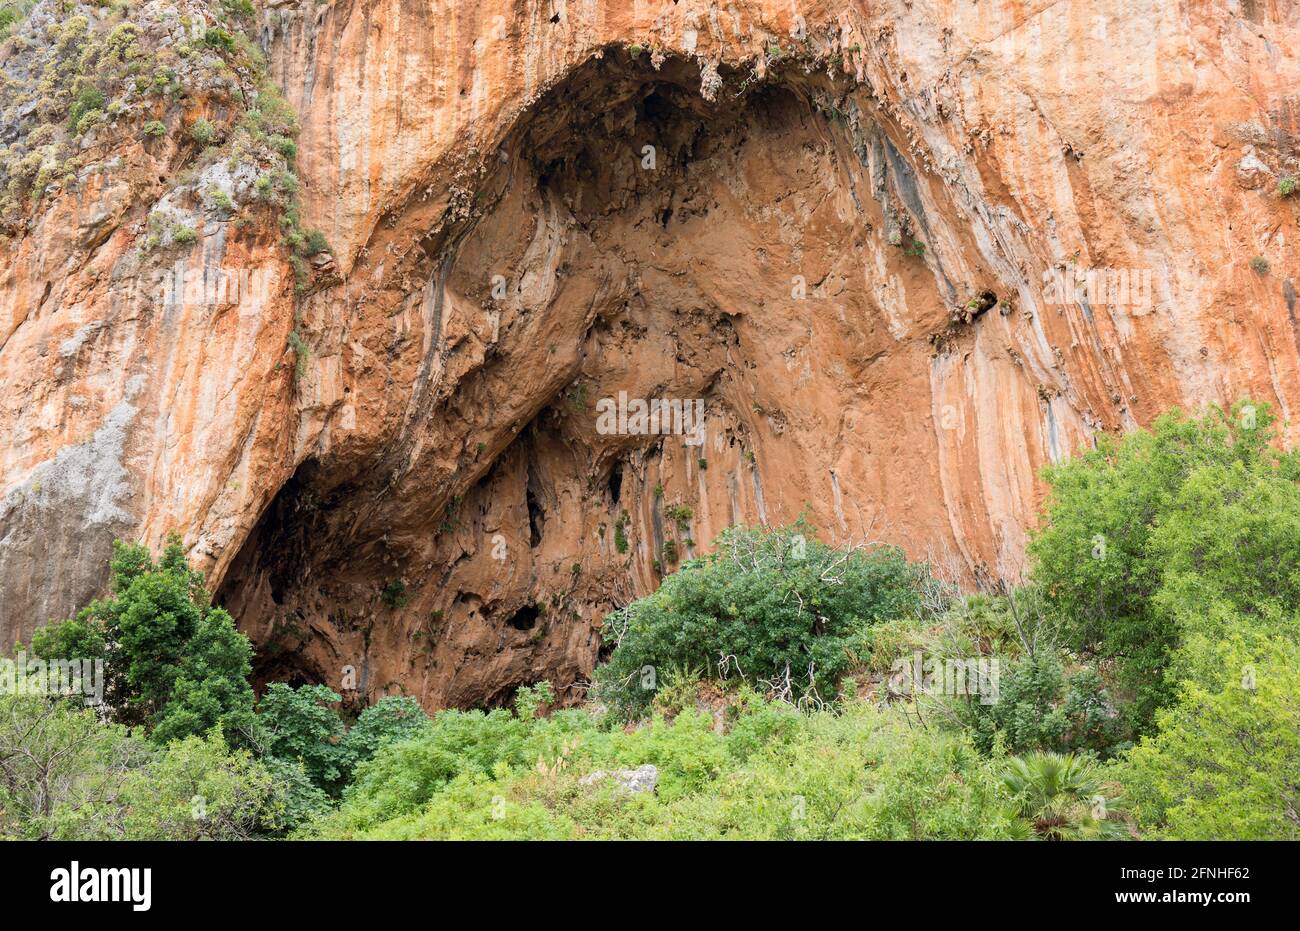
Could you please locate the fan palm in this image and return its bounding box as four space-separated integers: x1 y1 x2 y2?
1002 751 1128 840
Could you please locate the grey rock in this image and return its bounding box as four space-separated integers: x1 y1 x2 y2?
579 764 658 794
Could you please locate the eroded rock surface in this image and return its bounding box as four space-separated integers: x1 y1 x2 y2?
2 0 1298 711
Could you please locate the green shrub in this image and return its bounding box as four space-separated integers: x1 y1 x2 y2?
380 579 408 608
317 694 1022 840
269 134 297 161
593 522 926 719
338 695 432 769
614 511 629 553
302 228 330 255
74 108 105 135
256 684 433 801
286 330 310 382
314 700 592 837
256 683 348 792
189 117 215 146
954 652 1122 757
141 119 166 138
222 0 257 17
203 27 235 52
1001 751 1126 840
63 730 273 840
257 755 333 836
208 187 233 211
0 693 136 840
66 86 105 132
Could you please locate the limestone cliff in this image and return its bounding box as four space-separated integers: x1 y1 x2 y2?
2 0 1298 710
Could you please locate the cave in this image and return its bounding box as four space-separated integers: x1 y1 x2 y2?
215 47 959 713
506 604 541 631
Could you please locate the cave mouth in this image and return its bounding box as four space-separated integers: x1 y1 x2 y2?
216 47 905 711
507 604 540 631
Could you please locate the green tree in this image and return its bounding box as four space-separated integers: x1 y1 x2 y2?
1118 635 1300 839
1029 401 1298 735
1149 458 1300 659
151 607 256 746
338 695 432 775
31 536 256 747
0 693 144 840
256 683 348 793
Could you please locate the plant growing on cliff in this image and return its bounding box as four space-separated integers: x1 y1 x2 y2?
65 86 104 133
302 228 331 255
614 510 630 554
380 580 409 609
189 117 216 147
286 330 310 383
666 503 693 528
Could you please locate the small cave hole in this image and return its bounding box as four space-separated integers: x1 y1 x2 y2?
608 461 623 505
508 604 540 630
526 486 544 547
640 89 675 126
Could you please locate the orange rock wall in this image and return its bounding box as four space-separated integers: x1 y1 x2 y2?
3 0 1298 709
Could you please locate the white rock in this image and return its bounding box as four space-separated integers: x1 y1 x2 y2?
578 764 658 794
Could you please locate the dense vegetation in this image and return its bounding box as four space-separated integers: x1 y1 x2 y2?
3 402 1297 840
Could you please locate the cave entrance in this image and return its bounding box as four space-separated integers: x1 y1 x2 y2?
507 604 540 631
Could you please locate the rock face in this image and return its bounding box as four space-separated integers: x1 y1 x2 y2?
2 0 1298 711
